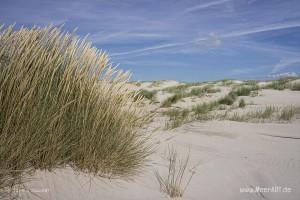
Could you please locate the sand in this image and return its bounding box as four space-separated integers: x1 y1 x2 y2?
20 80 300 200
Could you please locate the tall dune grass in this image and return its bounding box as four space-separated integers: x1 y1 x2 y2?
0 25 151 198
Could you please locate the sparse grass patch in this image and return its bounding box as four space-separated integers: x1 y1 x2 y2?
163 84 189 93
155 148 195 199
278 106 300 121
161 93 187 107
225 106 277 122
264 78 290 90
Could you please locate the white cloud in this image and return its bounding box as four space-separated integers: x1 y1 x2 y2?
268 72 298 79
112 21 300 57
183 0 232 14
202 32 222 47
271 58 300 73
223 21 300 38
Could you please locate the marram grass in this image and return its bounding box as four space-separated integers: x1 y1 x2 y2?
0 25 151 197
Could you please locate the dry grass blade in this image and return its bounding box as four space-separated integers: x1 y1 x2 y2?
155 148 195 198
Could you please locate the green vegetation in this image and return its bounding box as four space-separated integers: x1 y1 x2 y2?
0 25 151 197
238 99 246 108
161 93 186 107
220 79 234 86
138 89 157 101
278 106 300 121
218 92 237 105
155 148 194 198
265 78 290 90
163 84 189 93
234 85 258 96
161 85 220 107
290 82 300 91
190 85 220 96
226 106 277 122
192 101 218 116
164 109 189 129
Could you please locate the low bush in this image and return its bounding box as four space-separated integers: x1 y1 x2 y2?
238 99 246 108
218 92 237 105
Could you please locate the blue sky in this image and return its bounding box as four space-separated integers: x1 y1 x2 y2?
1 0 300 81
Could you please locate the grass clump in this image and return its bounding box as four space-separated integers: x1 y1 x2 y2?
278 106 300 121
138 89 157 101
191 101 219 121
164 109 190 129
238 99 246 108
226 106 277 122
155 148 195 198
0 25 151 196
163 84 189 93
161 93 186 107
218 92 237 105
290 82 300 91
162 85 221 107
192 101 218 116
265 78 290 90
190 85 220 96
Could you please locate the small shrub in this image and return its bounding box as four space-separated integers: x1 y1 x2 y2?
290 82 300 91
234 85 259 96
234 87 252 96
190 88 205 96
238 99 246 108
192 101 218 115
218 92 237 105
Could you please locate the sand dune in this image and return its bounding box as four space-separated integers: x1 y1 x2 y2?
21 79 300 200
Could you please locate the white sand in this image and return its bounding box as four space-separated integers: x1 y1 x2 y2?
21 80 300 200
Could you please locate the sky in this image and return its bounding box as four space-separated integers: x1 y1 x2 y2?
1 0 300 82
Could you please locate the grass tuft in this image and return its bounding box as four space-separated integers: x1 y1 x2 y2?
155 148 194 198
218 92 237 105
238 99 246 108
0 25 151 196
137 89 157 101
164 109 190 129
278 106 300 121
